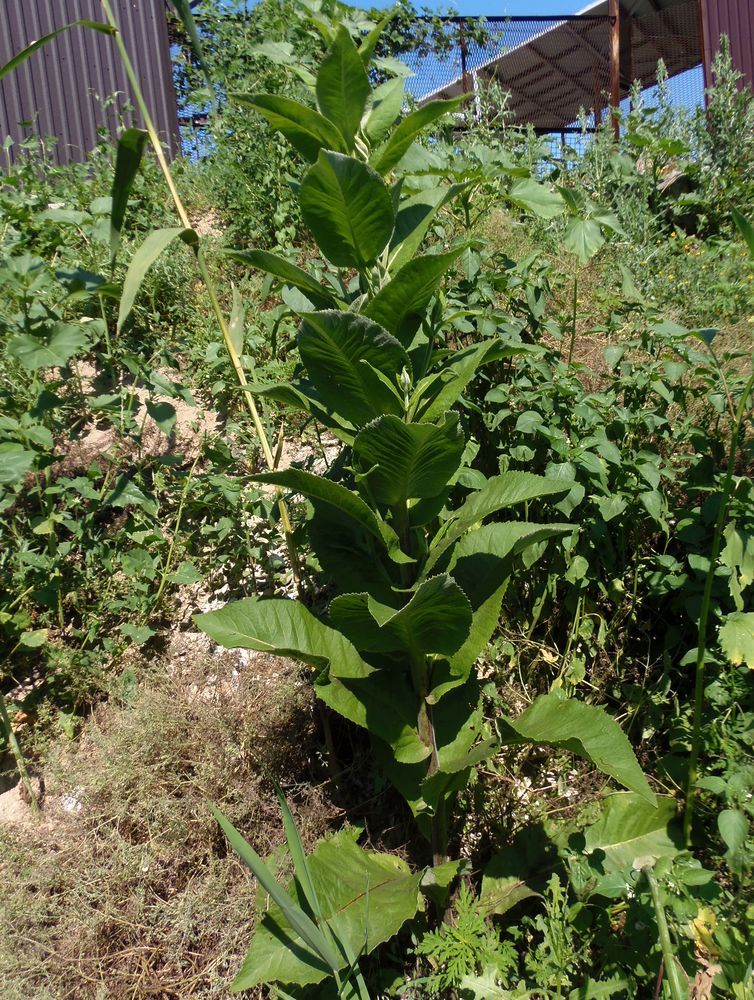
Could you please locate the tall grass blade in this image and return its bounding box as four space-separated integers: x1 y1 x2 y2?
165 0 215 103
116 227 197 333
0 21 115 80
110 127 148 266
209 803 341 973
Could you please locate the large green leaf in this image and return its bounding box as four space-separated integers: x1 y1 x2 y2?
300 151 394 268
371 97 465 175
0 443 36 486
194 597 371 680
250 468 409 564
232 93 346 162
330 574 472 656
508 178 565 219
315 667 428 763
353 411 465 506
236 829 423 989
389 183 465 274
582 792 680 875
7 323 89 370
428 523 570 702
223 249 337 308
0 20 114 80
364 246 466 346
425 472 572 575
414 341 534 424
110 127 148 265
210 806 339 985
718 611 754 669
117 227 197 333
297 311 407 425
563 217 605 263
498 693 655 805
316 26 371 149
732 207 754 258
365 77 405 146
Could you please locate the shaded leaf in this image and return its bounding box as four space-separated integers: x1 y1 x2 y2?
110 127 148 265
498 694 655 804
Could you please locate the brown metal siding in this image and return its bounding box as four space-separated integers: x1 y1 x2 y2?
0 0 180 163
701 0 754 89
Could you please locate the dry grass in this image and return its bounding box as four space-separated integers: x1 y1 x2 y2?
0 646 339 999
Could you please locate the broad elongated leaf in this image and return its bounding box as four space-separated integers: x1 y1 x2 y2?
718 611 754 669
236 829 423 989
315 667 428 763
297 311 407 425
110 127 148 265
0 20 114 81
732 206 754 258
365 77 405 146
233 93 346 162
353 411 464 506
300 151 394 268
7 323 89 371
316 26 370 148
117 227 197 332
425 472 572 575
228 285 245 357
195 597 371 680
389 183 465 274
371 97 465 175
430 523 570 701
364 246 466 346
210 805 339 982
250 468 409 563
358 17 388 67
415 341 534 424
330 574 472 656
498 694 655 804
223 249 337 308
508 178 565 219
582 792 680 874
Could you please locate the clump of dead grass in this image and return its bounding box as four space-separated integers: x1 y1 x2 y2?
0 649 338 999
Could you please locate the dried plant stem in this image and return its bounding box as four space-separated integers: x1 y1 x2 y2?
99 0 301 591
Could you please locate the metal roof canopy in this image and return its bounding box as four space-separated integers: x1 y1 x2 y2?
419 0 702 133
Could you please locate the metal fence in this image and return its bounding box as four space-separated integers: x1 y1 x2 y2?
402 4 703 147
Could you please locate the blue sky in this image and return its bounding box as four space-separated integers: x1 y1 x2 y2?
365 1 588 13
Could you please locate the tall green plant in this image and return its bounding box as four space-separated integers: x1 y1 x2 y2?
194 22 655 874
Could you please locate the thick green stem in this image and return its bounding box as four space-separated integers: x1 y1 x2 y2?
683 366 754 845
643 867 686 1000
0 687 40 815
98 0 301 592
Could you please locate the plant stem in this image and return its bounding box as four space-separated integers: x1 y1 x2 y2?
151 452 200 614
683 365 754 845
98 0 302 593
0 686 40 815
643 867 686 1000
567 273 578 365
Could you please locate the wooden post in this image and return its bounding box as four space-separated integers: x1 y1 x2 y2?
459 18 470 95
609 0 620 140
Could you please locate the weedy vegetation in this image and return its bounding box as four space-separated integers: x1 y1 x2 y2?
1 1 753 998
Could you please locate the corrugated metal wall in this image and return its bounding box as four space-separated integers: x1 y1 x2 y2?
0 0 179 163
701 0 754 90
